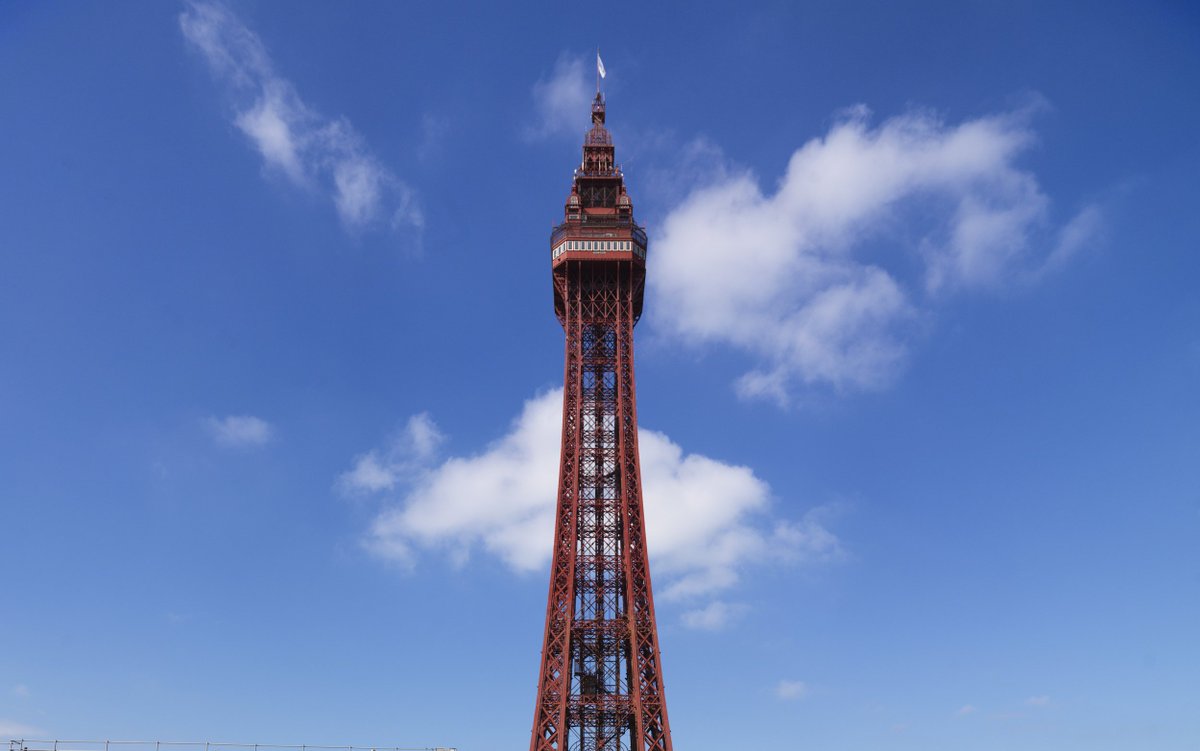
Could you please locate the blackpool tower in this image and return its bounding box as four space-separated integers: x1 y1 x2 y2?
529 92 673 751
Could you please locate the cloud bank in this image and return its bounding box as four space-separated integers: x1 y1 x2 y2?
341 389 842 616
180 2 421 232
650 105 1101 404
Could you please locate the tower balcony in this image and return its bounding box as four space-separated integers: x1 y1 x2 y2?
550 219 648 265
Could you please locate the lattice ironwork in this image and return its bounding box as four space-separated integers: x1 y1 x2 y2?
530 93 672 751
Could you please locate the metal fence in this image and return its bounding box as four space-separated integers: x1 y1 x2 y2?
7 742 454 751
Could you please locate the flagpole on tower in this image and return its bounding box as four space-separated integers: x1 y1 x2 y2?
596 49 606 96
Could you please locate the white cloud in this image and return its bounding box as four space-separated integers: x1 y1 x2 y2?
340 451 397 494
1026 695 1051 707
1039 204 1103 278
180 2 421 232
525 55 591 141
338 413 444 495
956 704 978 716
348 388 841 606
11 684 30 698
402 412 445 460
0 719 43 738
205 414 273 448
776 679 809 700
680 600 743 631
650 104 1100 404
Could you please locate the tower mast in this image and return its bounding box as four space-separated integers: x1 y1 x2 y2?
529 92 673 751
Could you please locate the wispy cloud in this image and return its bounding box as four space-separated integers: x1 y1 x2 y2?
10 684 30 698
776 679 809 700
343 389 842 616
680 600 744 631
1038 204 1104 278
0 719 43 738
525 54 591 141
179 2 421 233
956 703 978 716
204 414 273 448
650 103 1101 405
338 413 443 495
1026 695 1052 707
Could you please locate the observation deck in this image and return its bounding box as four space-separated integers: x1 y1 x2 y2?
550 218 647 264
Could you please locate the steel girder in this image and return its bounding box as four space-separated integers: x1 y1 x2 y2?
530 260 672 751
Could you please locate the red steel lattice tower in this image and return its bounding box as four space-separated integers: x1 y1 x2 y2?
529 92 673 751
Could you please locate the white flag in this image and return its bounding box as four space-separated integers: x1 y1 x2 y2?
597 52 606 79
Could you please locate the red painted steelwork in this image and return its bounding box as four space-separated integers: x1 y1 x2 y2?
530 93 673 751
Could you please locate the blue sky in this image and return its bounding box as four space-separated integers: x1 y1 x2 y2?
2 2 1198 750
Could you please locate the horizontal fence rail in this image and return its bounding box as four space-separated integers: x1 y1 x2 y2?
551 219 647 248
7 742 455 751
